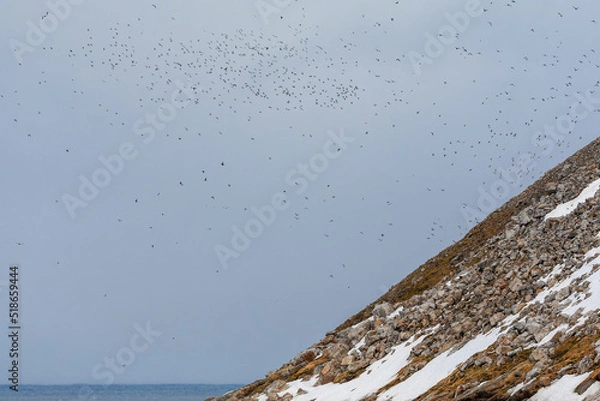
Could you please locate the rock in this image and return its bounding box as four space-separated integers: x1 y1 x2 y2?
512 303 526 314
544 292 556 303
460 357 475 372
545 182 558 193
474 355 493 366
538 376 552 388
513 322 525 333
399 331 412 341
556 286 571 301
525 321 543 336
509 278 524 293
317 372 335 385
529 348 548 362
533 326 553 343
577 355 594 374
525 364 540 380
505 227 518 240
517 208 533 225
327 343 350 360
557 364 577 377
490 312 505 326
372 302 393 318
278 367 292 379
454 382 480 398
341 356 354 366
348 359 369 373
506 347 523 357
266 393 280 401
574 369 600 395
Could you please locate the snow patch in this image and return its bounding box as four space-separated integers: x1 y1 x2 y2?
545 178 600 220
351 316 374 329
349 336 366 356
279 336 425 401
525 324 568 349
388 306 404 319
557 246 600 319
508 380 528 396
529 247 600 311
377 328 501 401
530 374 600 401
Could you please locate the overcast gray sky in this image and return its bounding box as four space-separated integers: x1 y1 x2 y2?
1 0 599 385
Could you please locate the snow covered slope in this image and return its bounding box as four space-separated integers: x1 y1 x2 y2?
209 138 600 400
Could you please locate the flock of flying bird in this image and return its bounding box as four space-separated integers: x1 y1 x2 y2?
4 1 600 276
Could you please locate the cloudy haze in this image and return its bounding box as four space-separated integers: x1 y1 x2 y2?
1 0 599 385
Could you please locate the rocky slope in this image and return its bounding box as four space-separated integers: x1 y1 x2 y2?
209 137 600 400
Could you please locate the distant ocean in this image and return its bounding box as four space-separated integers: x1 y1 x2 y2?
0 384 242 400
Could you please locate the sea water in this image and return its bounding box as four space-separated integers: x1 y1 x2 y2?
0 384 242 400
